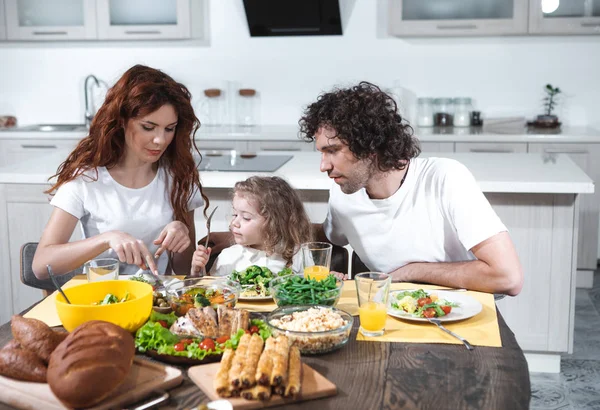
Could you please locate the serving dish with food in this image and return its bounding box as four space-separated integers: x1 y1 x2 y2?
266 305 353 355
166 278 240 316
269 274 343 307
229 265 293 300
134 305 270 366
388 289 483 322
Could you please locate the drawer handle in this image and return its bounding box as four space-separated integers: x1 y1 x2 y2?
124 30 162 35
470 149 512 153
20 144 58 149
33 31 68 35
436 24 478 30
581 22 600 28
261 148 301 151
543 149 588 154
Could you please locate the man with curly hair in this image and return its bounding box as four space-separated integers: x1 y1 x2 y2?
299 82 523 296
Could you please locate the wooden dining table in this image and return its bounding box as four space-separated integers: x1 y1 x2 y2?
0 302 530 410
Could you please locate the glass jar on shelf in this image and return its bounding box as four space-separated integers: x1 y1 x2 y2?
433 98 454 127
416 98 434 127
453 98 473 127
237 88 259 127
199 88 225 126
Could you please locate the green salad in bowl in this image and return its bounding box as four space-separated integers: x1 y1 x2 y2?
230 265 294 298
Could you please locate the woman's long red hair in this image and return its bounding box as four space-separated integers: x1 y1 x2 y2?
46 64 209 225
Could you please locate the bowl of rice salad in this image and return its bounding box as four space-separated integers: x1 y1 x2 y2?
266 305 353 354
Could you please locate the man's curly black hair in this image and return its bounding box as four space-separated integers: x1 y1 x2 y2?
298 81 421 172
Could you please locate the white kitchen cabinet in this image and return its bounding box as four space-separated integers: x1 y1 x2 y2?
248 140 315 152
0 183 83 323
96 0 190 40
528 143 600 275
419 142 454 153
389 0 529 36
529 0 600 34
0 0 7 40
455 142 528 153
5 0 96 40
0 139 78 167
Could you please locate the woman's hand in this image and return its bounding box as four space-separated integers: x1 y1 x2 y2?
153 221 191 258
104 231 158 274
190 245 211 276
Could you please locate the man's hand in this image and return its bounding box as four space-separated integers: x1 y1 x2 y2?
331 270 348 281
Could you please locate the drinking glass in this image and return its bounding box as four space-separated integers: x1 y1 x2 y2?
84 258 119 282
355 272 391 337
300 242 332 281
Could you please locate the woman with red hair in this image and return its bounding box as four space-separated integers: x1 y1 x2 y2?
32 64 209 278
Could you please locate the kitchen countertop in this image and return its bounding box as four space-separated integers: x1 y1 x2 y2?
1 124 599 143
0 151 593 194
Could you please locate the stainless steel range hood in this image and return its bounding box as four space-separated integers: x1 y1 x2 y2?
242 0 356 37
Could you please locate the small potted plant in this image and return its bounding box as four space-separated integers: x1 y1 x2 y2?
534 84 561 128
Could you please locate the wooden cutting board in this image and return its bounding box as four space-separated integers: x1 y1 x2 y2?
188 362 337 409
0 357 183 410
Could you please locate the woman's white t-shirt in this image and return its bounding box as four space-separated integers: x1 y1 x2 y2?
324 157 507 274
50 166 203 275
209 244 303 277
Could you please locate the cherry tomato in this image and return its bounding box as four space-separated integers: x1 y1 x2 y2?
216 336 230 344
244 329 251 334
199 339 216 352
441 306 452 315
180 339 194 345
422 308 436 318
249 325 260 335
173 342 186 352
157 320 168 328
417 297 432 307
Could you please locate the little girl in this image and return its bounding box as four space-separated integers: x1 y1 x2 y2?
191 176 312 276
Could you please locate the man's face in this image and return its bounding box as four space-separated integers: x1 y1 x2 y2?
315 126 375 194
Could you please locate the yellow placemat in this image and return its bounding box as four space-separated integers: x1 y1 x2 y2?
355 283 502 348
23 275 88 327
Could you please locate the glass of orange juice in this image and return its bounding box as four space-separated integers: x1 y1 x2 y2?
355 272 391 337
301 242 332 281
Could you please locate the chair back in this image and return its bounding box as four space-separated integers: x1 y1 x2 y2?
20 242 80 292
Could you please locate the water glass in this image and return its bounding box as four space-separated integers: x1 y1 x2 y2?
84 258 119 282
355 272 391 337
301 242 332 281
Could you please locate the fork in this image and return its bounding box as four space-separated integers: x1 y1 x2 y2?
426 317 474 351
204 206 218 249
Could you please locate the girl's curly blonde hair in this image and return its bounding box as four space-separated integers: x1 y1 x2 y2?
234 176 312 266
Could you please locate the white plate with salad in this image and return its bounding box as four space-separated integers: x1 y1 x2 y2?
229 265 294 301
387 289 482 322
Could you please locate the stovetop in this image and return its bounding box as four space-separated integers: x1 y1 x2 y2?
197 154 293 172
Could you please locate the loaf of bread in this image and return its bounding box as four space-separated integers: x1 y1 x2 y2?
0 348 47 382
47 321 135 409
11 315 64 362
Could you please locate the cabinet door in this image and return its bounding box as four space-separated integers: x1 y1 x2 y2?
0 139 78 167
5 0 96 40
4 184 83 316
248 140 315 152
389 0 529 36
419 142 454 153
0 0 7 40
96 0 190 40
455 142 527 153
529 0 600 34
528 143 600 271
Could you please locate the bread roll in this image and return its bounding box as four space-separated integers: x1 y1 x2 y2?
0 348 47 382
2 339 21 350
10 315 63 362
47 321 135 409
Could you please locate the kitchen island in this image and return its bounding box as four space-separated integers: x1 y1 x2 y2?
0 150 593 373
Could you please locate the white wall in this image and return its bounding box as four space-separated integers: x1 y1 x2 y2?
1 0 599 128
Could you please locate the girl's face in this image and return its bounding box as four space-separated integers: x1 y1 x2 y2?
229 193 267 249
123 103 178 165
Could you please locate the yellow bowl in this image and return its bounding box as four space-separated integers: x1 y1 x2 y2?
55 280 153 332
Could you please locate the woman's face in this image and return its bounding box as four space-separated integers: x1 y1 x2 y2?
123 104 178 165
229 193 267 249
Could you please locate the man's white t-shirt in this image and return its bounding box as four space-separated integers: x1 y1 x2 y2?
324 157 506 274
210 244 303 277
50 166 204 275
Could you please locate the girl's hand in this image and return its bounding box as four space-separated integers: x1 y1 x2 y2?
104 231 158 274
191 245 212 276
331 270 348 281
153 221 190 258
